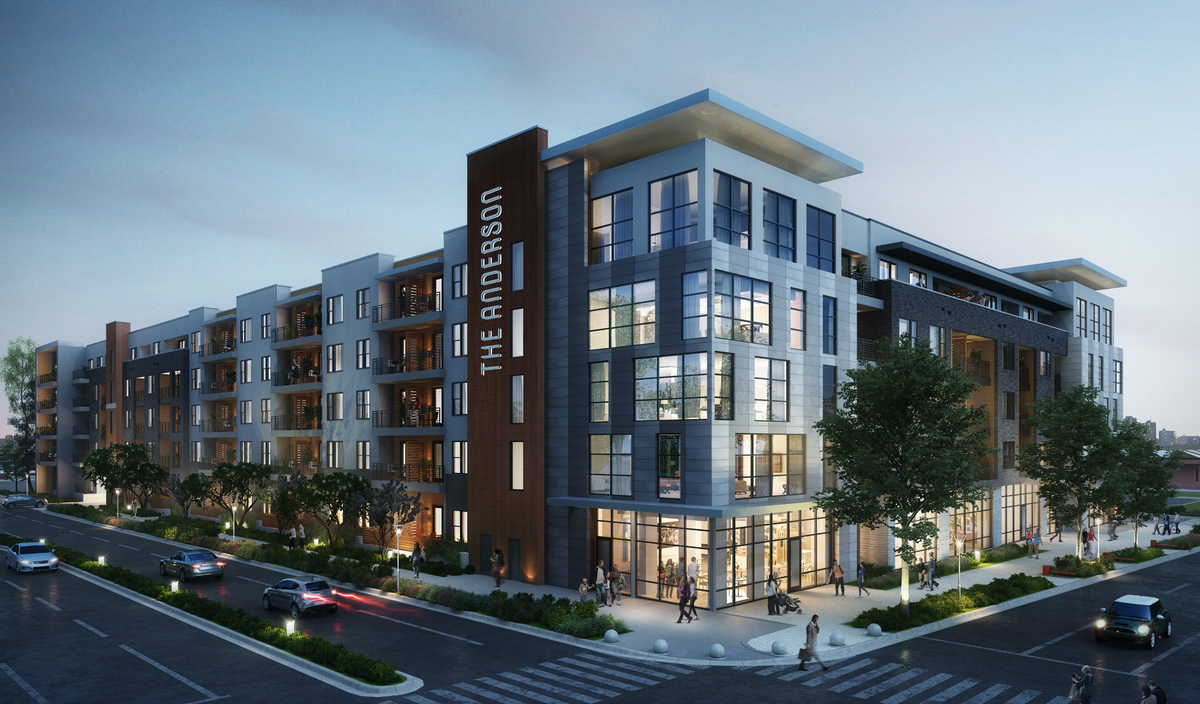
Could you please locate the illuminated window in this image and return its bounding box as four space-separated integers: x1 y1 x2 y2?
588 281 656 350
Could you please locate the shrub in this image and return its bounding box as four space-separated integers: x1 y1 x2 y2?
464 563 476 575
448 591 480 611
849 573 1053 631
436 589 455 607
404 585 422 598
1160 534 1200 550
371 562 393 578
546 602 570 629
1051 554 1111 577
1109 546 1165 562
572 598 598 620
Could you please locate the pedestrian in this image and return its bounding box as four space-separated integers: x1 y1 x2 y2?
1026 527 1035 557
491 548 504 587
298 524 306 546
412 542 423 578
676 575 692 623
288 525 297 549
686 576 699 620
777 586 800 614
1069 665 1094 703
767 572 780 615
578 577 590 602
829 560 845 596
1139 684 1157 704
1174 511 1182 535
929 556 939 590
796 615 830 671
857 563 870 597
594 559 607 608
1147 678 1166 704
1107 514 1118 541
1032 529 1041 560
687 556 699 583
1052 517 1063 542
1153 515 1162 535
919 565 929 590
656 561 666 599
609 564 623 606
1087 528 1097 560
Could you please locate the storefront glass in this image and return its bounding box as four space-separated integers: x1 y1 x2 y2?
716 508 831 608
1002 483 1041 544
634 513 710 608
596 509 632 595
950 493 993 554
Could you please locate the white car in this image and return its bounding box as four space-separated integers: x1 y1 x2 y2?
6 542 60 572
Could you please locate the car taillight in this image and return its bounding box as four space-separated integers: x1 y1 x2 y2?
215 562 225 567
301 592 320 600
192 564 202 569
330 589 338 595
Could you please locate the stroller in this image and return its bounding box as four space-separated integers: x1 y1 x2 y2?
776 589 801 615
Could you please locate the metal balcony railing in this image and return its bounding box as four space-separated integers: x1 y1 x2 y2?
272 414 322 431
371 351 444 376
134 390 145 402
201 418 236 432
372 408 443 429
273 370 322 387
203 379 237 395
856 338 877 363
38 372 57 384
850 273 881 298
199 339 236 357
39 451 57 462
134 422 145 434
72 396 89 408
372 293 442 323
369 462 444 483
73 368 90 380
39 398 56 410
37 425 56 436
73 454 84 465
73 425 88 436
271 323 321 343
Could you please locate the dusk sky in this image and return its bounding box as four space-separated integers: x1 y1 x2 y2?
2 1 1198 436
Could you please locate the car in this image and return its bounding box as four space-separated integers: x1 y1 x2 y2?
159 550 226 582
262 576 338 618
2 494 46 509
1095 594 1172 649
6 542 60 572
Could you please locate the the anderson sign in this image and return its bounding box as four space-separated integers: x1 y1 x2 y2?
477 185 506 376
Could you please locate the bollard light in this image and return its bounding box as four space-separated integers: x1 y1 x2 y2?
171 581 179 592
974 550 981 563
285 620 295 636
956 540 964 600
313 538 319 547
98 556 105 565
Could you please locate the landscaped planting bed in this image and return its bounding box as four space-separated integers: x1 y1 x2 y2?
856 543 1039 590
849 573 1054 631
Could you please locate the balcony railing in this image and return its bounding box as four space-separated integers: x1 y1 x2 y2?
856 338 877 363
372 408 443 429
73 425 88 436
273 370 322 387
271 323 321 343
39 398 57 410
199 339 236 357
372 351 444 376
849 273 881 299
73 454 84 465
201 418 236 432
203 379 237 395
39 451 57 462
134 422 145 434
37 425 56 436
373 293 442 324
159 455 181 469
955 359 992 386
73 368 91 380
272 414 323 432
38 372 57 384
134 390 146 402
72 396 89 408
158 421 182 434
370 462 444 483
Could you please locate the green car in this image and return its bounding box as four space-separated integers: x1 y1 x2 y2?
1095 594 1171 649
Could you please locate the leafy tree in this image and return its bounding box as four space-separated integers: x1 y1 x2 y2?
348 479 425 554
80 443 169 516
1111 420 1181 550
1 338 37 492
813 335 992 615
167 472 212 519
295 471 371 546
265 471 307 537
207 461 272 527
1018 385 1126 560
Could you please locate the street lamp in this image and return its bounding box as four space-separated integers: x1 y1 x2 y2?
394 522 404 579
232 503 238 543
115 488 121 519
956 539 964 599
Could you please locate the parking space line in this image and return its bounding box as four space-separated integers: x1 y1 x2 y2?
1165 581 1191 594
74 619 109 638
360 610 484 645
92 536 110 542
0 663 50 704
70 530 84 535
1020 623 1094 654
34 597 61 612
118 544 140 551
1130 630 1200 675
5 580 26 592
118 644 219 698
237 575 273 586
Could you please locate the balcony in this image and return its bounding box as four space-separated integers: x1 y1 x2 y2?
38 451 57 464
856 338 878 363
134 422 145 435
271 323 321 344
72 454 85 467
373 293 442 325
202 379 237 396
134 390 146 403
201 418 236 433
372 351 444 376
38 372 57 386
272 414 323 432
159 421 182 435
159 455 181 469
272 370 323 389
199 339 236 358
72 368 91 381
71 396 89 409
956 359 992 386
372 408 443 429
370 462 444 483
72 425 89 437
37 425 57 437
39 398 57 411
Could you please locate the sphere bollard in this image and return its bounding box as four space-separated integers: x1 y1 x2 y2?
604 629 619 643
709 643 726 659
829 633 846 646
653 639 670 654
867 623 883 637
771 640 788 655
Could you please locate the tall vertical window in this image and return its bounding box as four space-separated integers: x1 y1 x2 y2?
682 272 708 339
355 288 369 319
355 339 369 369
1114 360 1123 394
239 441 251 462
713 172 750 249
635 353 707 420
511 375 524 423
805 205 836 273
898 319 915 344
355 390 370 419
789 289 806 350
510 442 524 491
452 264 467 298
822 366 838 417
878 260 898 280
822 296 837 355
239 318 251 343
649 170 698 252
590 362 609 422
1002 391 1016 420
152 341 160 355
590 189 633 263
190 441 201 462
714 352 733 420
512 308 524 358
356 441 370 470
190 332 201 353
326 393 343 421
191 405 200 426
657 434 681 499
509 240 525 291
1039 350 1052 377
1102 308 1113 345
754 358 788 421
452 441 468 474
451 382 467 415
682 354 709 420
452 323 467 357
240 400 252 424
763 190 795 261
1098 357 1104 391
735 434 805 498
588 282 656 350
327 442 343 469
1023 307 1036 321
239 359 252 383
714 271 770 344
1088 353 1095 386
327 295 343 325
590 434 632 496
260 398 271 423
452 510 468 542
260 313 271 339
1090 304 1100 342
326 344 342 372
261 440 272 464
1076 298 1088 337
1002 342 1016 371
260 355 272 381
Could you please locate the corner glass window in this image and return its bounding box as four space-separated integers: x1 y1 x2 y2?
713 172 750 249
649 171 698 252
590 191 633 264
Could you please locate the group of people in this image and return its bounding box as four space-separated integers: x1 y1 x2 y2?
579 559 628 609
822 560 871 597
286 524 305 548
1153 511 1183 536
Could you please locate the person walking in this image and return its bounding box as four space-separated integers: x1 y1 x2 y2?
918 565 929 590
1139 684 1158 704
1147 679 1166 704
1087 528 1097 561
857 563 870 597
594 559 607 608
492 549 504 587
1173 511 1182 535
1153 515 1163 535
412 542 423 578
687 556 699 583
609 564 623 606
1032 529 1041 560
686 576 700 620
676 576 692 623
829 560 845 596
298 524 306 547
929 555 939 590
1070 665 1095 704
288 525 297 549
767 573 780 615
656 561 665 599
1051 517 1063 542
1107 514 1118 540
578 577 590 602
796 615 830 671
1026 527 1035 557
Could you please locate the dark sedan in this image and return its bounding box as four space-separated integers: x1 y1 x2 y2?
159 550 225 582
2 494 46 509
1095 594 1171 649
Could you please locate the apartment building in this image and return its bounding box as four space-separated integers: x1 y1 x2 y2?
33 89 1125 609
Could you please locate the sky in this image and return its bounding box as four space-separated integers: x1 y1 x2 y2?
1 0 1198 436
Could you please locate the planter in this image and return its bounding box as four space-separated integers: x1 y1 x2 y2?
459 551 469 569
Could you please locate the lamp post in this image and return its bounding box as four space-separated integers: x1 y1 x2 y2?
232 503 237 543
394 522 404 578
956 539 964 599
115 488 121 519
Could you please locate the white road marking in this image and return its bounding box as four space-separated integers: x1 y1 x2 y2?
74 619 108 637
574 652 684 678
151 553 168 559
92 536 110 542
734 664 758 670
778 664 826 682
431 689 483 703
520 667 619 697
30 519 44 524
34 597 61 612
538 662 639 692
455 682 526 704
1165 581 1191 594
117 543 140 551
1130 630 1200 674
801 658 877 686
827 662 902 693
119 644 218 698
478 677 568 704
359 610 484 645
557 657 660 685
237 575 273 586
1020 623 1093 654
498 671 600 703
853 668 926 698
47 524 62 529
753 664 794 676
405 696 441 704
4 580 26 592
999 690 1040 704
0 663 50 704
1043 697 1073 704
921 637 1127 674
959 684 1011 704
912 677 979 704
880 673 953 704
70 530 85 535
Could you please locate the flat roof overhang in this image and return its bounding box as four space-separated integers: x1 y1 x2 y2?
541 89 863 184
1004 258 1127 291
545 494 815 519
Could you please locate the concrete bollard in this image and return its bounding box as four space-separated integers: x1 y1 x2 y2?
604 629 619 643
829 633 846 646
709 643 726 659
771 640 788 655
653 639 670 654
867 623 883 637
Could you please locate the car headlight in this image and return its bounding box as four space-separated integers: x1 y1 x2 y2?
1138 625 1150 635
49 557 59 563
19 559 31 565
1096 619 1106 628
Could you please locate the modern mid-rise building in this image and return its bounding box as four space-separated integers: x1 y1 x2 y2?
34 90 1126 609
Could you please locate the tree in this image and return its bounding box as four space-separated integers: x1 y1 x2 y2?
1018 385 1126 560
265 471 307 538
207 461 272 527
813 335 992 616
349 479 424 554
295 471 370 546
80 443 169 516
167 472 211 519
1111 420 1181 551
1 338 37 492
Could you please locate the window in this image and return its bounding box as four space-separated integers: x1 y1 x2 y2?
657 434 681 499
191 405 200 427
452 510 468 542
1002 392 1016 421
452 263 467 298
327 295 343 326
754 358 788 421
123 409 131 429
260 398 271 423
735 434 805 498
452 441 468 474
326 392 343 421
682 272 708 339
125 379 131 397
1088 353 1095 386
590 189 633 263
822 366 838 417
1090 303 1100 342
452 323 467 357
649 170 698 251
590 362 609 422
239 441 251 462
261 313 271 339
588 281 656 350
898 318 915 344
260 355 272 382
909 270 928 288
1039 350 1052 377
1076 298 1088 337
713 172 750 249
511 241 524 291
356 288 369 319
1114 360 1123 394
789 290 806 350
326 344 342 373
240 400 252 424
635 353 708 421
805 205 836 273
152 341 160 356
714 271 770 344
239 359 251 384
356 441 370 470
327 442 343 469
239 318 250 343
1002 342 1016 372
763 190 795 261
261 441 272 464
822 296 837 355
355 339 369 369
714 352 733 420
511 442 524 491
512 308 524 358
589 434 632 496
878 260 897 280
1023 307 1036 321
1098 357 1104 392
511 375 524 423
354 390 370 420
1103 308 1113 345
190 441 201 463
451 382 467 415
129 347 138 360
